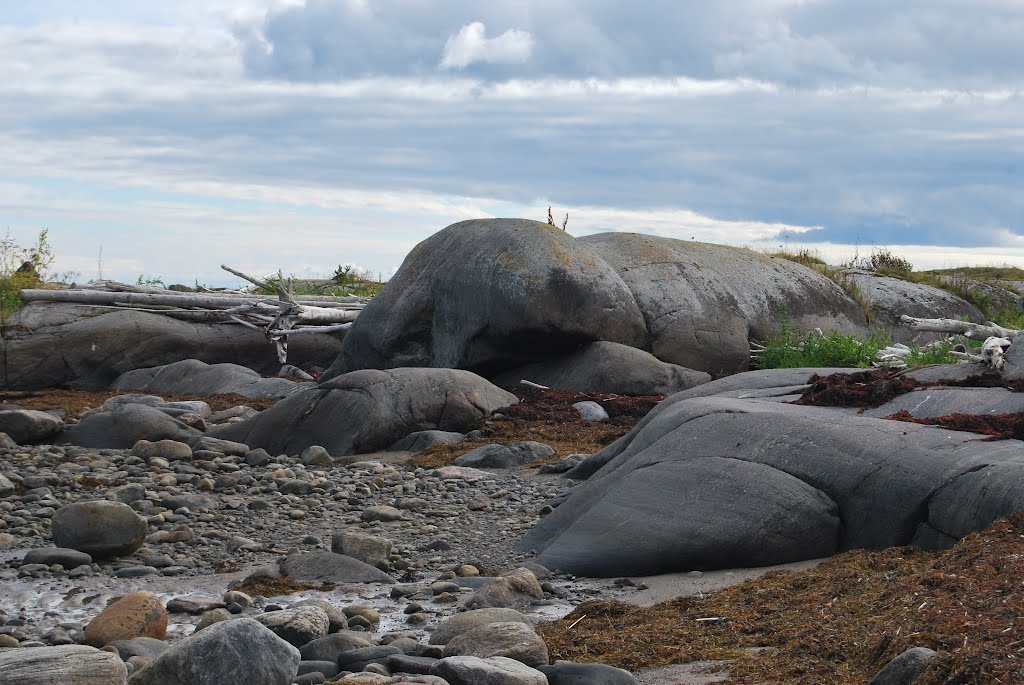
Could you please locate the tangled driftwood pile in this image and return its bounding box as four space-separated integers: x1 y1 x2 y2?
20 265 368 363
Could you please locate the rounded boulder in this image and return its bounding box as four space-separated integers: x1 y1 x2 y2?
52 500 148 558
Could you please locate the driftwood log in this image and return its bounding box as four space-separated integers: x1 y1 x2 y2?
20 266 371 364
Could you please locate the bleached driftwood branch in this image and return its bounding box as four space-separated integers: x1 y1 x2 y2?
898 314 1017 340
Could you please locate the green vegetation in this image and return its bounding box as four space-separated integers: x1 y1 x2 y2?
1 229 58 319
753 316 957 370
254 264 385 298
136 274 166 288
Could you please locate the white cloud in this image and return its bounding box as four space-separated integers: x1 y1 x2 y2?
439 21 533 70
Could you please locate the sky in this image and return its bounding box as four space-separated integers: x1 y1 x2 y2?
1 0 1022 286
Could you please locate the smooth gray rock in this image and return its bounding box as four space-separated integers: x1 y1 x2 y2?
0 431 18 450
431 655 548 685
520 373 1024 575
298 632 373 662
839 270 984 344
864 386 1024 419
572 401 608 422
300 445 332 466
64 404 200 449
389 430 466 452
428 608 532 645
131 439 193 463
867 647 938 685
279 551 395 584
106 637 171 661
113 359 310 400
0 644 128 685
0 472 15 495
290 599 347 633
331 531 393 570
336 644 403 671
23 547 93 568
583 232 868 372
464 569 544 610
0 409 64 444
442 622 548 667
325 219 649 378
51 500 148 559
492 341 711 395
539 663 637 685
253 606 330 647
127 618 300 685
454 441 554 469
297 661 339 678
211 367 517 457
1 302 340 391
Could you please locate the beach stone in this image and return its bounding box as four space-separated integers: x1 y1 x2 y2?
65 404 200 449
192 435 250 456
23 547 93 568
361 505 404 522
431 655 548 685
454 442 554 469
0 472 15 495
298 661 339 679
279 550 395 584
165 596 226 615
386 654 440 674
299 632 373 662
493 341 710 396
572 401 608 422
291 599 347 632
0 409 64 444
0 431 18 450
194 608 231 632
300 445 332 466
331 531 393 570
429 608 531 645
539 662 637 685
85 591 168 646
211 367 517 457
465 569 543 610
105 637 171 661
254 605 330 647
51 500 148 558
867 647 938 685
245 448 273 466
127 618 300 685
131 439 193 463
442 622 548 667
0 644 128 685
336 645 403 671
389 430 466 452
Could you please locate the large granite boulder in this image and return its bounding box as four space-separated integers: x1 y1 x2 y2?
325 220 868 379
839 270 984 344
52 500 148 559
324 219 649 378
519 368 1024 576
112 360 310 399
0 408 64 444
211 367 517 457
127 618 300 685
491 341 710 395
582 232 868 372
1 302 340 390
63 403 201 449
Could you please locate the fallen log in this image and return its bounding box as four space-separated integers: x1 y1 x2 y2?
20 289 363 313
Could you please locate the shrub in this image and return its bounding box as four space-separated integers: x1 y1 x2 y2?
754 317 887 369
853 248 913 276
0 229 56 319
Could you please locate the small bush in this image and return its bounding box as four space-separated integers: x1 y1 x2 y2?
853 248 913 276
0 229 56 319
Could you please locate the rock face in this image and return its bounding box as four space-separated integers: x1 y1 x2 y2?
324 219 650 378
1 302 340 390
0 644 129 685
583 233 868 372
839 270 984 344
51 500 148 558
112 360 311 399
211 368 517 457
84 591 168 647
325 220 867 378
491 341 710 395
127 618 300 685
0 409 64 444
520 368 1024 576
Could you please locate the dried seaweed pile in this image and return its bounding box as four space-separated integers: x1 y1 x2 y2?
411 387 663 468
885 409 1024 440
793 368 921 408
538 514 1024 685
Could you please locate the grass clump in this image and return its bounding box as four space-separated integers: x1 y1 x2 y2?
255 264 385 298
0 229 59 319
754 317 887 369
771 247 827 269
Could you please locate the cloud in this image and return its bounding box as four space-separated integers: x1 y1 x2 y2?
438 21 533 70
